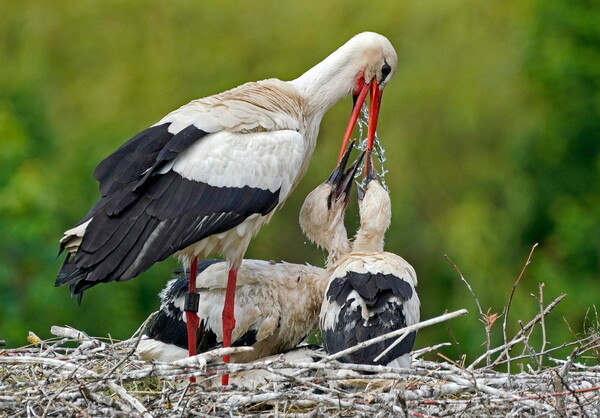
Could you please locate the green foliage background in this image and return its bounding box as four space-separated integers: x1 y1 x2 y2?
1 1 598 363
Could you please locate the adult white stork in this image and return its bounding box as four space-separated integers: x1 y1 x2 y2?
317 158 421 368
137 148 361 364
56 32 397 384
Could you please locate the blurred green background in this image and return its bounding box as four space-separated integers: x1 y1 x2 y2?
1 0 598 365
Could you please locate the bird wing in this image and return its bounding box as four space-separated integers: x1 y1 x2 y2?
57 126 305 296
142 264 268 355
147 263 283 354
142 260 324 361
66 78 303 226
320 253 420 365
326 268 414 308
195 260 287 345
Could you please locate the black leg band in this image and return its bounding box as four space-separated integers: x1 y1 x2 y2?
184 292 200 313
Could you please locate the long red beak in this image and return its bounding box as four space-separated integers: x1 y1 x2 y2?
337 78 383 163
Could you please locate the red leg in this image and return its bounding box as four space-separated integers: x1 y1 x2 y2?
221 266 238 386
185 257 199 383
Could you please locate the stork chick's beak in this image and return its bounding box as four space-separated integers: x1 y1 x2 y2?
327 140 354 191
328 148 365 208
338 77 383 163
364 152 377 183
357 153 377 201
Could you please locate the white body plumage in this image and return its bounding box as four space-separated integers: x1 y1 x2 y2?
137 150 361 364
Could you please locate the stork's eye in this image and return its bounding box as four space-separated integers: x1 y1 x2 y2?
381 63 392 77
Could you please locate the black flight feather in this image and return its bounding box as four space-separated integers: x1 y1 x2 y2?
94 123 176 195
57 121 283 298
322 270 417 366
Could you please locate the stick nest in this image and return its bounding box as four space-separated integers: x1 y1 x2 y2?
1 317 599 417
2 250 599 416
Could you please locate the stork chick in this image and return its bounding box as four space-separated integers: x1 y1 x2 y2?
319 157 420 368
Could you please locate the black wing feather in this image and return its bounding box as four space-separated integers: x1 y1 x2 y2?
58 175 280 295
326 277 347 303
389 274 414 301
81 190 149 254
322 270 417 365
133 125 206 192
375 273 391 290
57 123 282 296
95 123 176 195
96 217 162 285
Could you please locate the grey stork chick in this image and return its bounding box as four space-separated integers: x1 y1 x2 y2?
137 146 362 363
137 261 324 363
319 157 420 368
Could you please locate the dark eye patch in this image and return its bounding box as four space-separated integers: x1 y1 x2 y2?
381 62 392 82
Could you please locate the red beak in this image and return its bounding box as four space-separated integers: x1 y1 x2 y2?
337 77 383 164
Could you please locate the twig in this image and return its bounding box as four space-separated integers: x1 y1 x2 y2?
105 313 158 379
117 347 253 380
412 342 451 359
493 338 584 366
360 310 467 363
444 320 463 361
59 399 92 418
533 282 547 371
502 243 538 378
444 374 553 412
555 360 589 418
484 293 567 370
50 326 92 341
131 311 159 339
105 380 152 417
3 290 600 418
445 255 493 366
0 354 153 417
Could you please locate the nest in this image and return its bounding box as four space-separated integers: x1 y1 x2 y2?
2 249 599 417
2 306 599 417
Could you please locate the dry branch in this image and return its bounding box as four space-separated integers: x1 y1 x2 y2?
502 243 538 378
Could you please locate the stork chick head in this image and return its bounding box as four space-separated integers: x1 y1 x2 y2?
300 145 364 264
353 156 391 252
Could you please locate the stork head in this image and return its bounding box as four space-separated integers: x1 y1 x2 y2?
300 144 363 263
337 32 397 164
291 32 396 162
354 154 392 252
